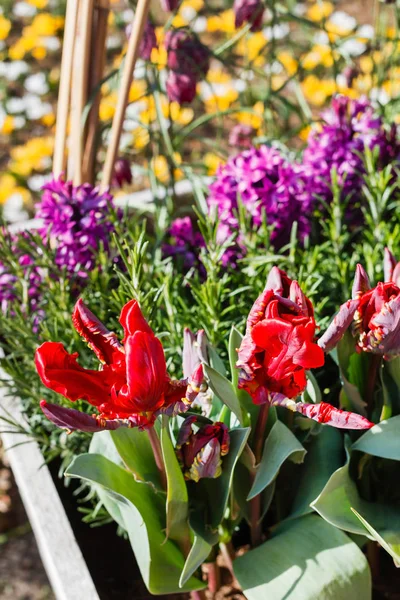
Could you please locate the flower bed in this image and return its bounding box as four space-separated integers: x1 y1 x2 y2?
2 1 400 599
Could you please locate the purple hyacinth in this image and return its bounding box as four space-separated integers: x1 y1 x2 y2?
303 95 400 208
163 216 205 273
36 177 116 279
0 230 41 316
207 145 313 265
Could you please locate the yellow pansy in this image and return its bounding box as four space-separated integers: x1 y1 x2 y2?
298 125 311 142
236 101 264 130
1 116 15 136
278 52 298 77
0 174 31 205
169 102 194 126
359 56 374 75
129 80 147 103
206 10 235 34
204 88 239 113
151 154 183 183
30 14 64 37
99 93 117 121
27 0 48 7
133 127 150 150
204 152 224 175
353 74 373 95
307 2 334 22
0 15 11 41
301 75 336 106
42 112 56 127
31 45 47 60
180 0 204 12
151 42 168 70
302 45 335 70
238 31 268 66
172 14 187 28
10 137 54 177
206 68 232 85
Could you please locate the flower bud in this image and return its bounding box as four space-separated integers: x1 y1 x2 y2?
228 124 255 149
112 158 132 189
166 71 197 104
233 0 264 31
176 416 230 482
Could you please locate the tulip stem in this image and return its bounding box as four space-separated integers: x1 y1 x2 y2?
204 561 220 593
147 427 167 490
249 403 270 548
366 355 382 420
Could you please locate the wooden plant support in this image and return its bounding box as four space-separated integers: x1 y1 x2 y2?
53 0 150 188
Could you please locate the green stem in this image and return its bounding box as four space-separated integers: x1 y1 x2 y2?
249 403 270 548
147 427 167 490
365 355 382 420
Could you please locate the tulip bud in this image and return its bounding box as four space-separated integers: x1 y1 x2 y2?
233 0 264 31
165 29 210 77
176 416 230 482
112 158 132 189
351 264 371 299
139 21 157 61
161 0 181 10
166 71 197 104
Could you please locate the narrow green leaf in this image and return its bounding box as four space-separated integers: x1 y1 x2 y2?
179 535 212 588
248 421 306 500
204 364 243 424
352 415 400 460
65 454 204 594
351 508 400 566
161 417 190 549
228 326 243 389
233 515 371 600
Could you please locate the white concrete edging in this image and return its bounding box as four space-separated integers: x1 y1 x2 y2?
0 387 100 600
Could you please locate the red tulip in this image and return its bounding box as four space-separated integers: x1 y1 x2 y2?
236 267 325 404
35 299 204 430
176 416 230 481
319 263 400 358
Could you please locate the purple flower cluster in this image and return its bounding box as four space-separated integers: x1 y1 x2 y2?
36 177 116 279
0 231 41 317
303 95 400 207
163 217 205 272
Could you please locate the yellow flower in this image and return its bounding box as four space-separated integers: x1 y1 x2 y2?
302 45 335 70
204 152 224 175
42 112 56 127
151 44 168 70
206 68 232 85
307 2 334 22
237 31 268 65
353 74 373 95
169 102 194 126
129 80 147 103
30 14 64 37
236 101 264 130
206 10 235 34
10 137 54 177
278 52 298 77
0 174 32 205
27 0 49 7
301 75 336 106
172 14 187 28
133 127 150 150
1 116 15 135
382 78 400 99
359 56 374 75
0 15 11 41
180 0 204 12
204 88 239 113
151 154 183 183
99 93 117 121
298 125 311 142
31 45 47 60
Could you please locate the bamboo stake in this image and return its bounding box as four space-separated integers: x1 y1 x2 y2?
70 0 94 185
53 0 79 177
82 0 110 184
101 0 151 190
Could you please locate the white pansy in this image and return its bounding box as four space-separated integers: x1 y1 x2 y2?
43 36 61 51
28 175 47 191
357 24 374 40
122 9 134 22
340 39 366 57
13 1 36 17
193 17 207 33
25 72 49 95
3 194 29 224
263 23 290 40
313 31 329 45
107 35 121 50
0 60 30 81
6 97 27 114
328 11 357 31
181 6 197 21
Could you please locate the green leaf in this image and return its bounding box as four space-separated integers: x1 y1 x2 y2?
65 454 204 594
352 415 400 460
228 326 242 389
351 508 400 566
233 515 371 600
303 371 322 404
248 421 306 500
289 427 343 520
160 417 190 549
90 430 123 466
179 535 212 587
110 426 163 489
189 428 250 543
311 461 400 542
203 364 243 424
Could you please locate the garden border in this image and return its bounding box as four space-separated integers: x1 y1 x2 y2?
0 385 100 600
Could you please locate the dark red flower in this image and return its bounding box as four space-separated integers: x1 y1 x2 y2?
112 158 133 188
233 0 264 31
236 267 325 403
176 416 230 482
35 299 203 430
319 264 400 358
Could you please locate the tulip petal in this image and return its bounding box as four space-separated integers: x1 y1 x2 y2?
265 266 291 295
318 299 359 353
392 263 400 288
119 300 153 342
35 342 110 405
189 438 222 482
295 401 373 429
384 248 397 283
125 331 166 412
183 328 198 379
368 293 400 356
352 264 371 299
72 298 122 364
40 400 124 432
